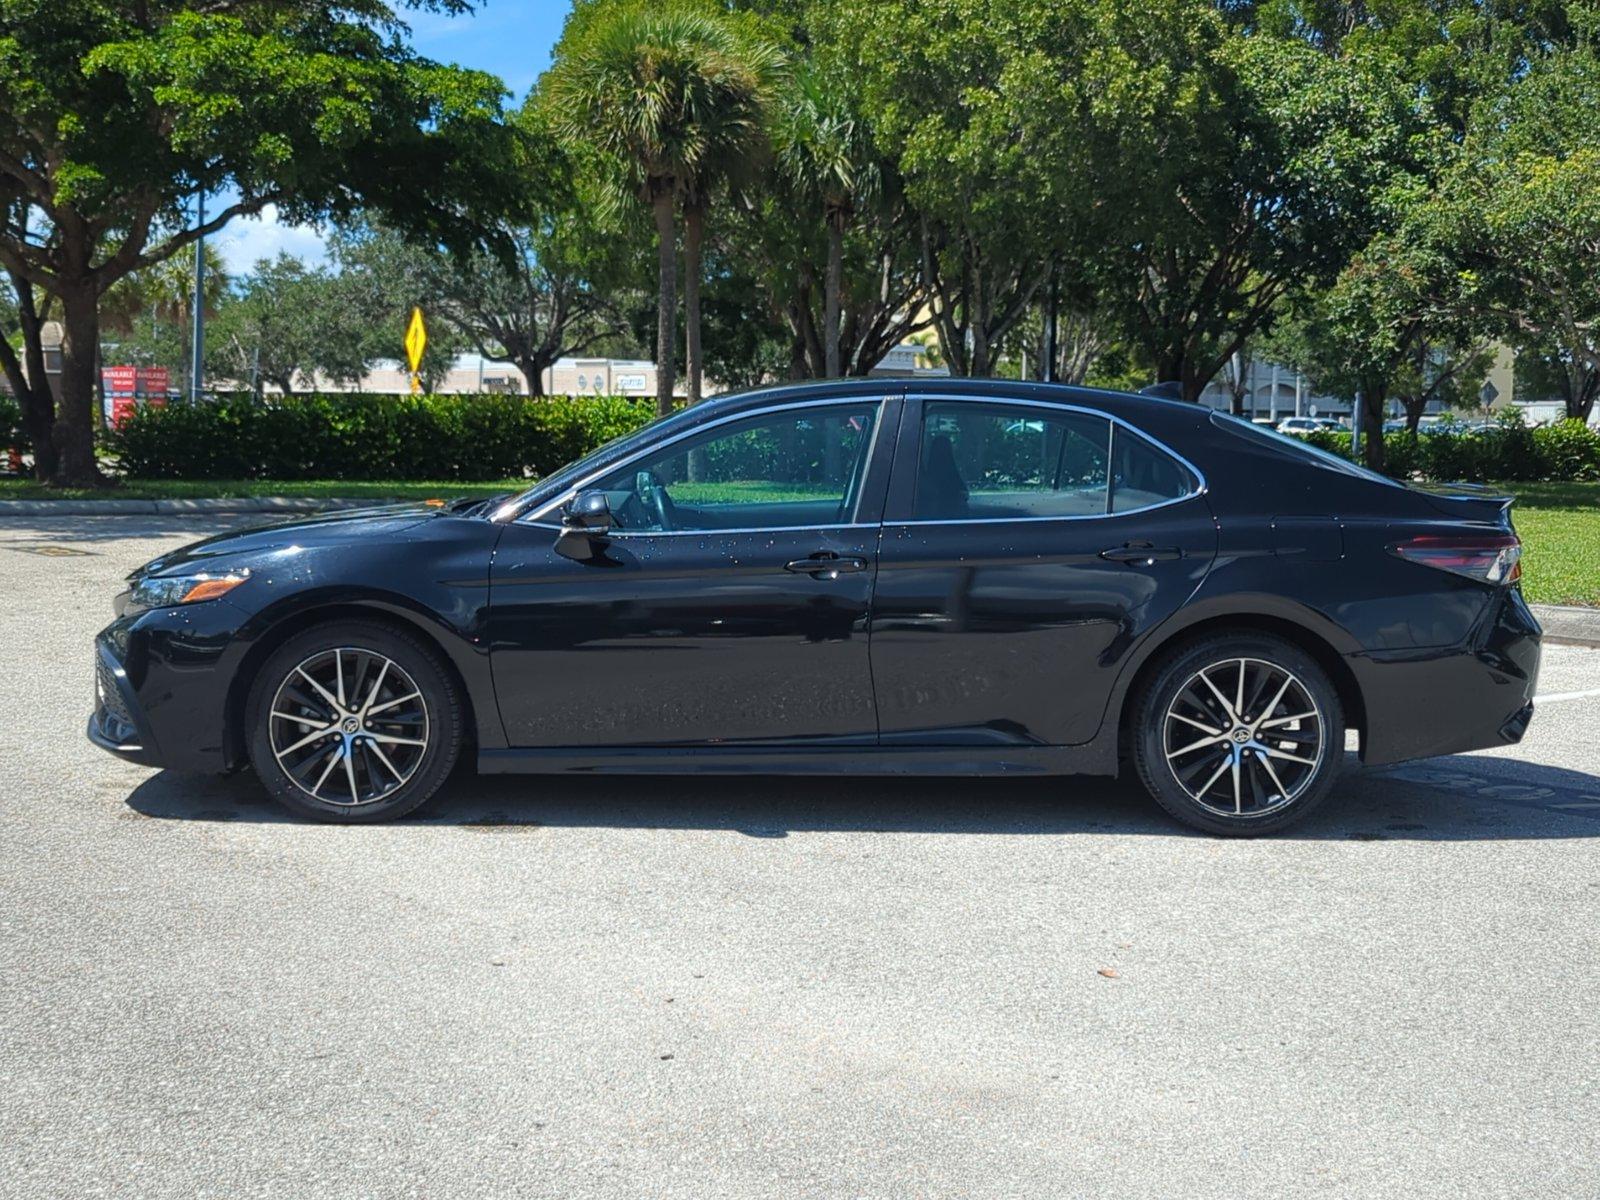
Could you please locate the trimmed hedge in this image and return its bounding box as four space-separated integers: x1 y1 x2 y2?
1304 414 1600 484
108 393 657 481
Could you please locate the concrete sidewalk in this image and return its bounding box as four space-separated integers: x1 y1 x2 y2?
0 495 392 516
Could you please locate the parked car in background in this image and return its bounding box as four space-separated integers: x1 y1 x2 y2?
89 380 1541 837
1276 416 1341 436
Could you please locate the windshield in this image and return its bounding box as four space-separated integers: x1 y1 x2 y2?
491 407 683 521
1209 411 1399 487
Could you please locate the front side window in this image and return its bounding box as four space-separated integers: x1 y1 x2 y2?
916 402 1111 520
590 402 880 533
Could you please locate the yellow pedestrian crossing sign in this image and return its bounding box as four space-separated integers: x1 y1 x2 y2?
405 307 427 394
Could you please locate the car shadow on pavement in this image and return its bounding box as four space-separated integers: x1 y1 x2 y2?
123 751 1600 841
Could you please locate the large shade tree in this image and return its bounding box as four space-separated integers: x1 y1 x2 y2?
0 0 532 483
826 0 1080 377
1084 5 1425 400
1438 42 1600 423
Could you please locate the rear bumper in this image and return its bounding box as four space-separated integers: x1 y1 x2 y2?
1355 587 1541 766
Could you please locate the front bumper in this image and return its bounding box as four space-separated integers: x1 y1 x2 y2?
1356 586 1542 766
86 601 251 773
88 640 164 766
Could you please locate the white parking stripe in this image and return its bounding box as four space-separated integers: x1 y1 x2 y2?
1533 687 1600 704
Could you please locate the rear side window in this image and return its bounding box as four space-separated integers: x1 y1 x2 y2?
1111 429 1199 512
917 402 1111 520
1210 410 1397 487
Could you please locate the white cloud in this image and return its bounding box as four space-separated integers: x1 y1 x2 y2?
213 204 329 276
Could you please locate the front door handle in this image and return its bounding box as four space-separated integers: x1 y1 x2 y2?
1100 542 1183 565
784 553 869 580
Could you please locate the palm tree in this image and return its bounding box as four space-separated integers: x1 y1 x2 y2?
547 2 778 414
774 61 881 379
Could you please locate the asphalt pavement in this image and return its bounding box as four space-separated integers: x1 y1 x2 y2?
3 514 1599 1199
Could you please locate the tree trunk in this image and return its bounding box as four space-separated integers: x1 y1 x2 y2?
1359 386 1387 471
1565 362 1599 424
0 275 58 480
51 279 103 486
517 357 545 397
651 189 678 418
1401 394 1425 435
683 201 704 406
824 211 844 379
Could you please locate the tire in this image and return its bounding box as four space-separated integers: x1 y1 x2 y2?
1130 633 1345 836
245 619 464 823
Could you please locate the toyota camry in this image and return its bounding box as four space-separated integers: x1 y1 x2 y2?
89 380 1541 835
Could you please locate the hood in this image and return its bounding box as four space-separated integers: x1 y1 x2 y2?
133 502 448 578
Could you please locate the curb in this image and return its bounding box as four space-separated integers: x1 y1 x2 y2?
0 496 386 517
1531 604 1600 649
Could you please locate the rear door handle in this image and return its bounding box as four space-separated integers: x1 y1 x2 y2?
1100 542 1183 564
784 553 868 579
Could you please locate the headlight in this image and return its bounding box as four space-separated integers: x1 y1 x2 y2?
126 569 252 614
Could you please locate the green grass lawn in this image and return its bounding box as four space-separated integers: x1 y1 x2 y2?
0 477 526 502
1505 481 1600 607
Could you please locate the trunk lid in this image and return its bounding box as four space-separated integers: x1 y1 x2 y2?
1403 480 1516 528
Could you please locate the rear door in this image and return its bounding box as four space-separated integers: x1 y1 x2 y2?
869 395 1218 746
488 395 899 748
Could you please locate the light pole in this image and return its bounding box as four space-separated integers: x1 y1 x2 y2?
189 191 205 402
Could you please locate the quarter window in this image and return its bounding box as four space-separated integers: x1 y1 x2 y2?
1110 428 1199 512
590 402 880 533
916 402 1111 520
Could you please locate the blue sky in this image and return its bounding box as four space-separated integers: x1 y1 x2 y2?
214 1 574 274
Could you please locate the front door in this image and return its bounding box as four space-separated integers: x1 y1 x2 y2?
489 396 898 747
870 395 1217 747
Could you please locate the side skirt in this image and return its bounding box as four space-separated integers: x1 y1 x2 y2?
477 743 1120 777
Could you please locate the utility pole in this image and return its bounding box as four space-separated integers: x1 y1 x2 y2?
1042 263 1059 383
190 191 205 402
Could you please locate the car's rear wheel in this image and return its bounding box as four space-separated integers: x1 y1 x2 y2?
245 620 463 822
1131 633 1345 836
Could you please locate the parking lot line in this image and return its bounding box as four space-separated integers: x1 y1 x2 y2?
1533 687 1600 704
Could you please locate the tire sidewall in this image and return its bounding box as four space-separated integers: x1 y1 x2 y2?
245 620 462 823
1133 634 1346 837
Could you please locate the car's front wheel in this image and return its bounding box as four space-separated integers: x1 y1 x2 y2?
245 619 464 822
1131 633 1345 836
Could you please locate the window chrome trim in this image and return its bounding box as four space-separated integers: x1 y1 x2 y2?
604 522 879 539
890 492 1205 528
902 393 1208 526
521 394 895 529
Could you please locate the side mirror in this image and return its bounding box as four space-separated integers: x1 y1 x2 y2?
563 490 614 532
555 490 612 561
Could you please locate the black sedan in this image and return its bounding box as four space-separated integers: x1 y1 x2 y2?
89 380 1541 835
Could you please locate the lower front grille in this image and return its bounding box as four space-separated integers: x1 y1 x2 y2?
96 657 133 726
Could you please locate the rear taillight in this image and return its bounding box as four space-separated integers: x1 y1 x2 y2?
1389 533 1522 585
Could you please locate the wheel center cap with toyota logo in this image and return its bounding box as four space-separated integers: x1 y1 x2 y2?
1231 728 1252 745
342 717 361 734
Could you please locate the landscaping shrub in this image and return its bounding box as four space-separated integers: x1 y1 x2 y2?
102 390 1600 487
1532 419 1600 483
1301 411 1600 483
108 392 656 481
